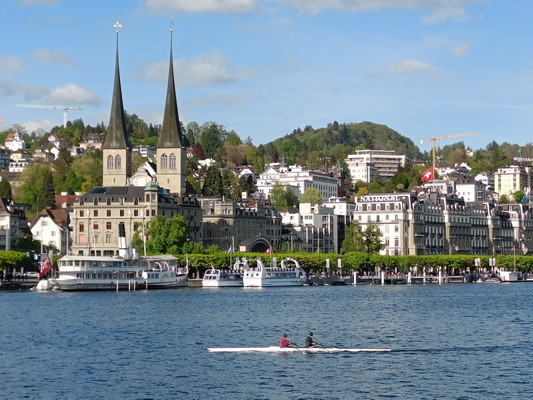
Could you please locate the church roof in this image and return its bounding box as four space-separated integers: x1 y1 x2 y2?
157 33 185 149
103 36 131 150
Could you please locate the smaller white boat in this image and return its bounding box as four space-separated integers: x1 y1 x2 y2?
202 257 247 288
207 346 392 353
243 257 307 287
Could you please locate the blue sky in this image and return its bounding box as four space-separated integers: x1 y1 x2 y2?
1 0 532 152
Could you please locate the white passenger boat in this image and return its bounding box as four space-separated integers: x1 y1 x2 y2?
49 254 188 291
202 257 247 288
243 257 307 287
208 346 392 353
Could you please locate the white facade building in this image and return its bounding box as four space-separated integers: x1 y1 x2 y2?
30 209 70 254
256 165 339 201
345 150 407 183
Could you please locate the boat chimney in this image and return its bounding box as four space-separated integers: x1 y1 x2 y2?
118 222 129 258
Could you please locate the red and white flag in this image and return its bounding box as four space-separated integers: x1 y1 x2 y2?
265 247 271 254
421 166 434 182
40 255 52 278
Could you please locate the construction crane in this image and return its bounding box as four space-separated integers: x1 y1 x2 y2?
16 104 82 128
420 132 479 180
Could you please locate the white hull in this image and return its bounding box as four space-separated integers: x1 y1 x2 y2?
208 346 392 353
50 276 188 291
202 279 243 288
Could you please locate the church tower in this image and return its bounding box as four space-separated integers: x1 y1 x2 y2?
102 22 132 187
156 28 186 196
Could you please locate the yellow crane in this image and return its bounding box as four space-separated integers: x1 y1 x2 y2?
420 132 479 180
16 104 82 128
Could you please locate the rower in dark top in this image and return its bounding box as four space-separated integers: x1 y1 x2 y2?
305 332 318 347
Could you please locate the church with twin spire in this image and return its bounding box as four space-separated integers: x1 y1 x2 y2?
102 26 186 196
70 27 201 256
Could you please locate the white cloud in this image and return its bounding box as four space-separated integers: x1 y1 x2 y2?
136 52 255 86
423 6 469 24
0 56 25 74
272 0 484 23
31 50 75 65
18 0 59 5
20 118 57 134
366 59 443 75
143 0 259 14
0 80 48 100
47 83 101 105
453 40 470 56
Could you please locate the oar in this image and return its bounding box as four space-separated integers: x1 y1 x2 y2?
289 343 304 353
315 343 333 353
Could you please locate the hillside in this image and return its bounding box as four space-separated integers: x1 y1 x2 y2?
270 121 421 161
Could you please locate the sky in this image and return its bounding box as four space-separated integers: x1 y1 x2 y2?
1 0 533 152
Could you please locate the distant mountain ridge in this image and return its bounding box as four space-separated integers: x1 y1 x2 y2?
270 121 421 160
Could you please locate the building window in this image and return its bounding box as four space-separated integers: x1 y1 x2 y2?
115 155 121 170
93 223 98 230
106 198 112 205
107 155 114 170
94 210 98 217
161 154 168 170
106 222 112 230
107 210 111 217
106 234 112 243
120 210 125 217
93 198 98 206
80 211 84 217
169 153 176 169
134 210 139 217
42 221 48 226
79 223 84 232
134 198 139 205
79 234 85 244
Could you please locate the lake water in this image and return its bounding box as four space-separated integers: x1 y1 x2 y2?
1 282 532 399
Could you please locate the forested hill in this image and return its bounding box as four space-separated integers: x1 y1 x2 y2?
270 121 421 161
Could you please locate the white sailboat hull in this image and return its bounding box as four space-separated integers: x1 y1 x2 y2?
207 346 391 353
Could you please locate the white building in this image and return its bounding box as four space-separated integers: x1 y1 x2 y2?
454 177 488 203
30 209 70 254
345 150 407 183
4 132 26 152
256 164 339 201
474 172 494 191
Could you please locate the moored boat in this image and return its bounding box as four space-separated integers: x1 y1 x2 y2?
202 257 247 288
243 257 307 287
49 254 188 291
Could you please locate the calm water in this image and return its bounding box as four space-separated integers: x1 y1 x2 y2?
1 282 532 399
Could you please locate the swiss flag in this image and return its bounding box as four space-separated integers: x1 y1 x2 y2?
421 166 434 182
40 255 52 278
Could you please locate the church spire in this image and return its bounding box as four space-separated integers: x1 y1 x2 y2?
157 27 185 148
103 22 130 150
156 25 187 196
102 22 132 187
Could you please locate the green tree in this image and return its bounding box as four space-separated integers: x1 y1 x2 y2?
132 214 187 255
202 166 223 197
0 179 12 200
270 183 289 210
36 168 56 211
341 221 383 254
299 187 322 204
